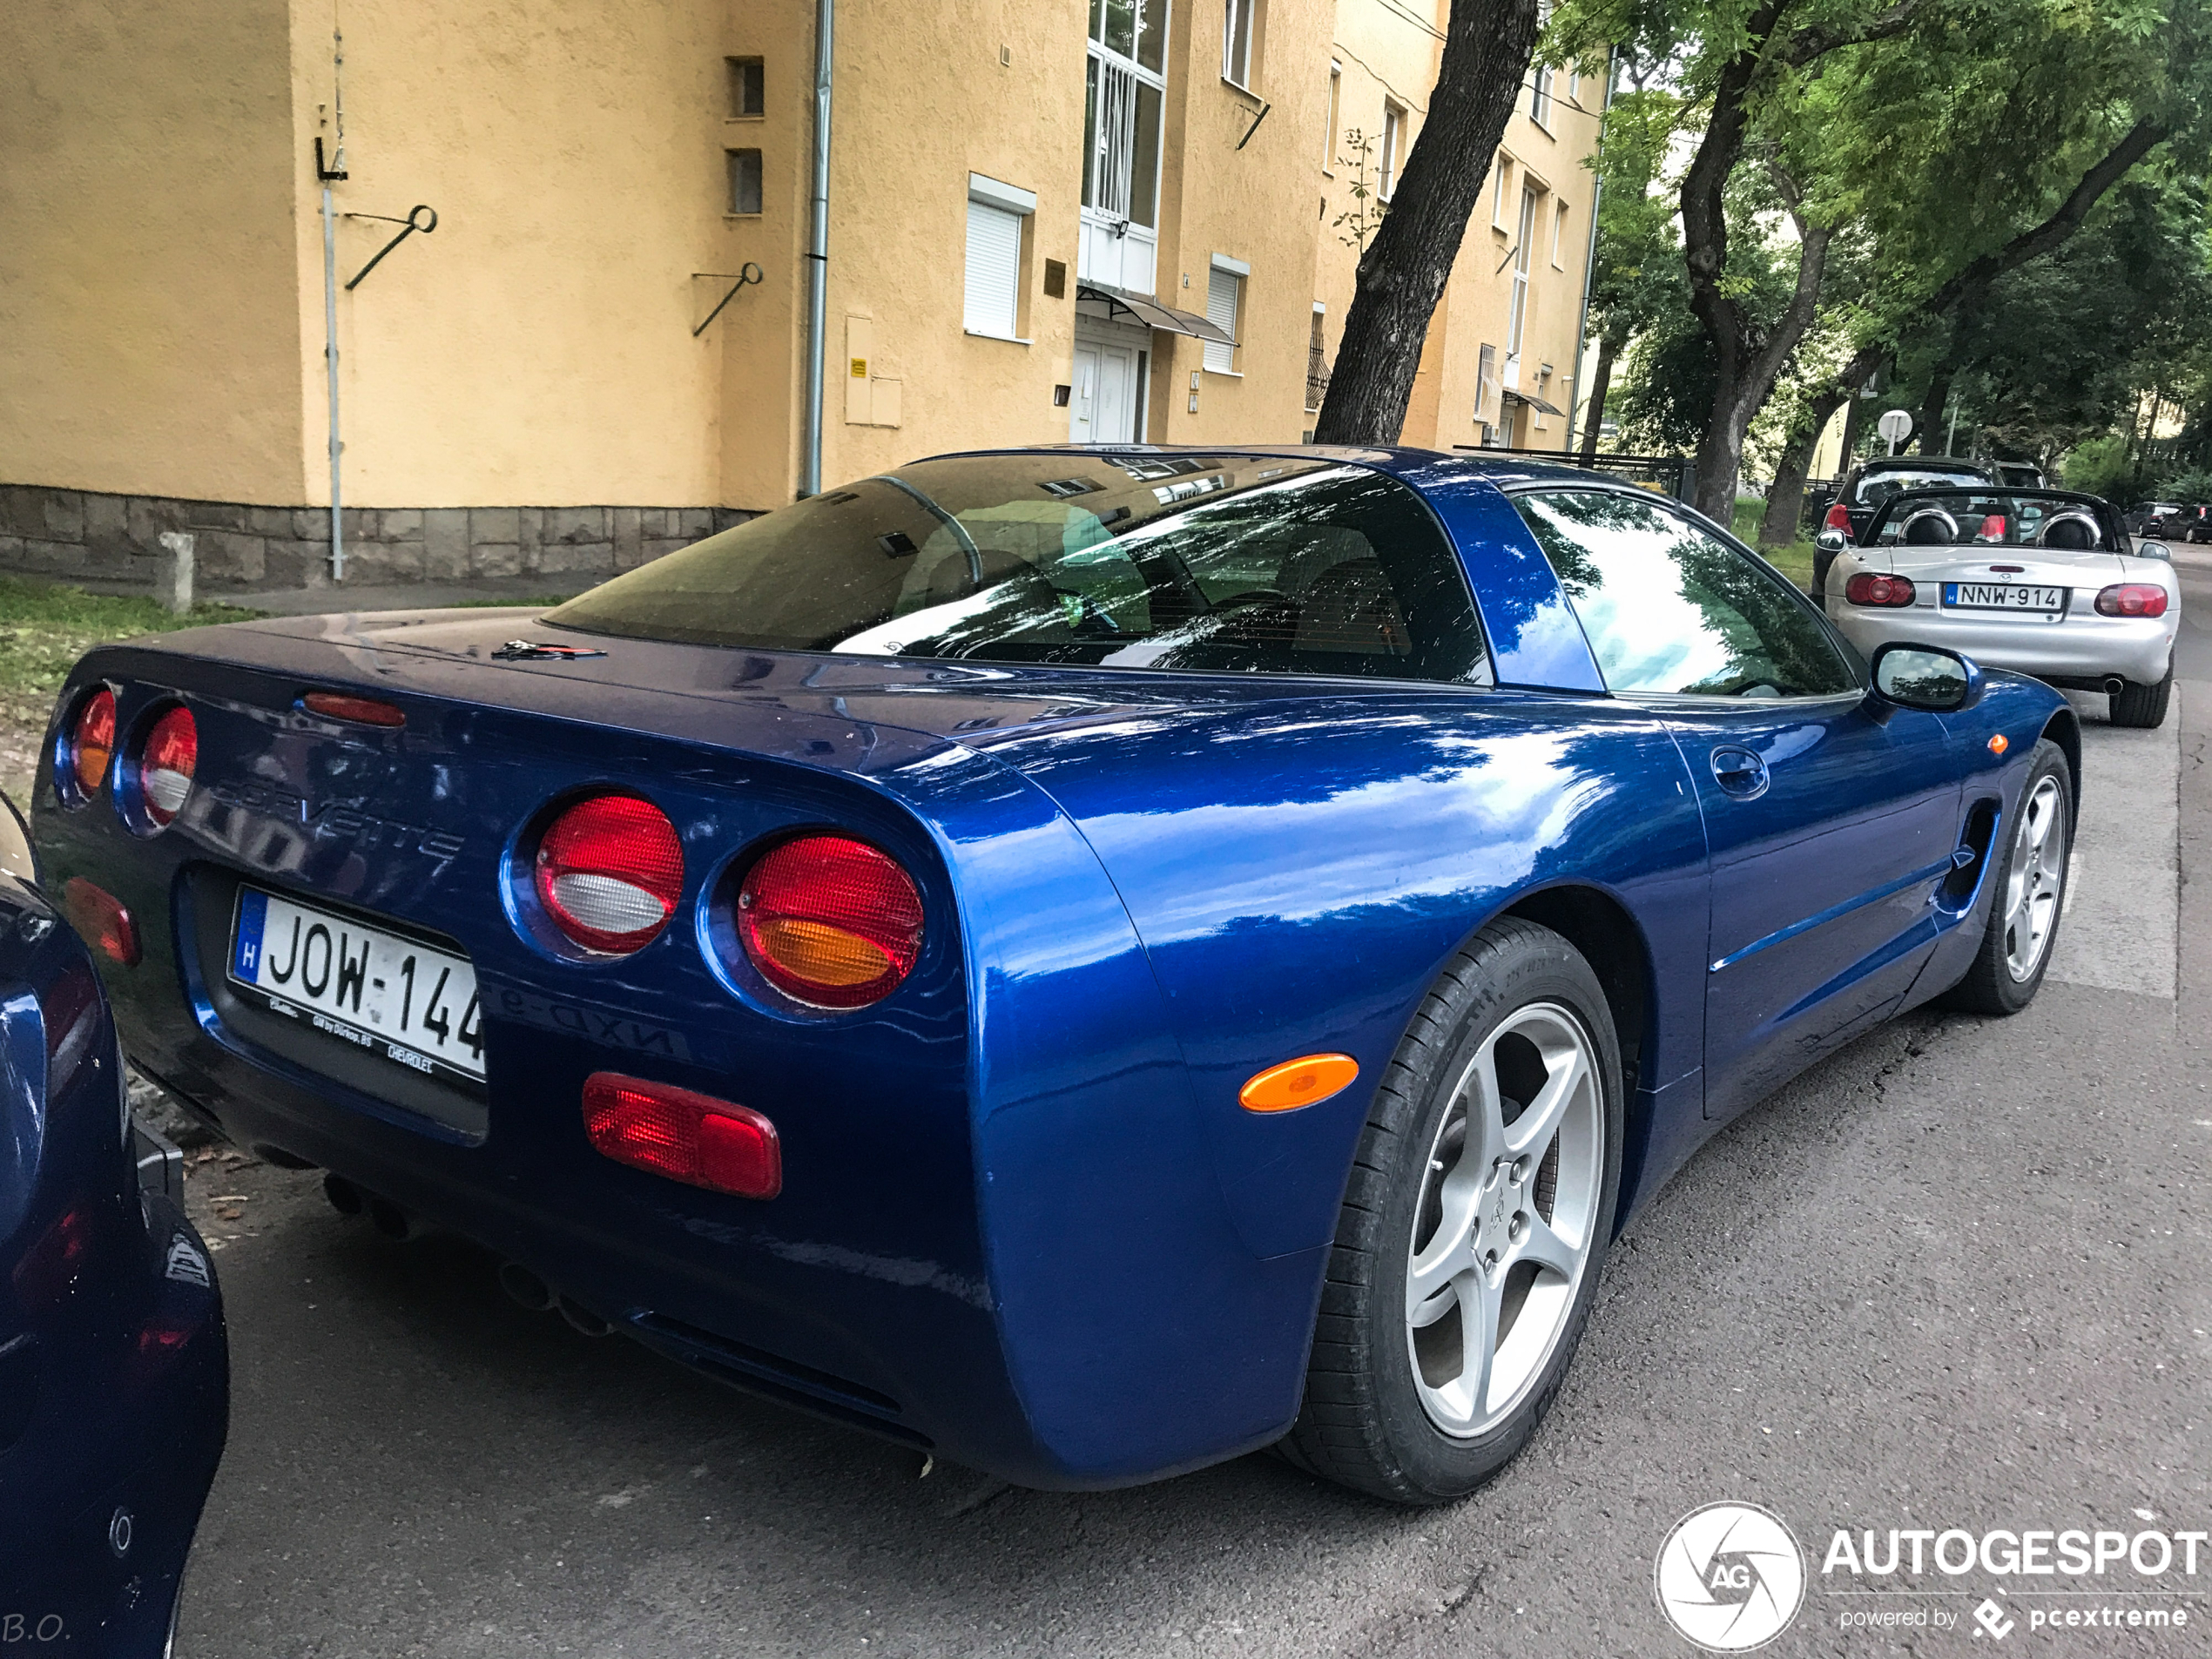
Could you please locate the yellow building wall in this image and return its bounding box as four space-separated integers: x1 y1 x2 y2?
284 0 732 509
1312 0 1601 452
1148 0 1336 447
0 0 306 503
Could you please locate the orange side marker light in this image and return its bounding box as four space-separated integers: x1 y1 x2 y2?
1240 1053 1359 1114
1987 733 2009 756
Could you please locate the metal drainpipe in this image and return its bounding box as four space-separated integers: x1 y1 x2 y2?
1565 49 1615 457
799 0 834 499
323 186 343 580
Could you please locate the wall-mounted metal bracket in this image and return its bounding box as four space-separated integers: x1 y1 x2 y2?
314 136 347 181
691 263 765 336
1237 99 1273 150
344 205 438 291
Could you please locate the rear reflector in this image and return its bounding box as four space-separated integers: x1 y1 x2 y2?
736 834 923 1008
61 879 138 967
1844 572 1916 607
139 706 198 827
2094 583 2168 618
581 1072 781 1199
69 688 117 795
304 691 406 727
41 961 104 1099
534 794 685 954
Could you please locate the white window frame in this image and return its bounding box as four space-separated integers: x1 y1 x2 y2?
1224 0 1258 89
1551 199 1569 267
1507 185 1539 366
1475 342 1497 421
1379 103 1405 201
1492 155 1513 230
1532 64 1554 131
1323 61 1341 173
1204 253 1247 374
963 173 1035 343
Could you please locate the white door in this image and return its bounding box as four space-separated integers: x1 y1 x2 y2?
1070 341 1139 442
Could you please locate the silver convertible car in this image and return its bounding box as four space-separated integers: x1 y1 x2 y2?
1821 487 2179 727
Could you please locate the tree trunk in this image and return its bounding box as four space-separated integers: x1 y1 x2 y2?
1312 0 1541 443
1578 328 1620 462
1759 384 1847 546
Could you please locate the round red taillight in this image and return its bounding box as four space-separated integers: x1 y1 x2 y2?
2094 583 2169 618
534 794 685 954
737 835 924 1009
1844 572 1916 607
70 689 117 795
139 706 198 827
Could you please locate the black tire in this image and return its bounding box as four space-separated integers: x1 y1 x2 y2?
1283 918 1624 1505
2111 669 2172 729
1939 738 2074 1015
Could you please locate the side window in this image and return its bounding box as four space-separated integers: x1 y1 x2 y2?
1514 490 1857 698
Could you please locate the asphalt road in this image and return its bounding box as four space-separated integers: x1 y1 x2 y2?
165 618 2210 1657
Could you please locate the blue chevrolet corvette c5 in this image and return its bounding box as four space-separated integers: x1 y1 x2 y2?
31 447 2077 1504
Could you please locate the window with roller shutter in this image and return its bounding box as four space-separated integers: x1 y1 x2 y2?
1204 266 1243 373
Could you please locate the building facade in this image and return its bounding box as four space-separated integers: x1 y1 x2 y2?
0 0 1602 594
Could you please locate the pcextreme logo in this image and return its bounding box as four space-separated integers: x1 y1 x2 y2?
1655 1502 1808 1652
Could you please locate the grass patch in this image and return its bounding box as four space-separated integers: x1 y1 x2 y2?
0 577 266 806
0 577 266 700
1756 540 1817 592
1731 497 1765 543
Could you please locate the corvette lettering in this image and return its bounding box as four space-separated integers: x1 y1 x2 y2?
207 779 465 861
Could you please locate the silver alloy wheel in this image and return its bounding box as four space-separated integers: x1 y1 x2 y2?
2003 776 2067 982
1405 1001 1603 1438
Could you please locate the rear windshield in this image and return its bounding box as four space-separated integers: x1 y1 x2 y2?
1851 467 1990 508
547 455 1492 684
1870 491 2117 551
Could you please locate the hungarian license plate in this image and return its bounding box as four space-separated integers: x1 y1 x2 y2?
229 888 483 1082
1944 582 2067 614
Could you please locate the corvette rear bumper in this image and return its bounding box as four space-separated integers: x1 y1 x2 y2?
1827 604 2176 685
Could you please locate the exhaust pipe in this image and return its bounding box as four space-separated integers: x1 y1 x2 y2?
2103 676 2127 696
367 1196 418 1241
322 1173 364 1216
558 1296 613 1338
499 1262 558 1312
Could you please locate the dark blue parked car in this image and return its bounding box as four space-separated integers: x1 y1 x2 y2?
0 794 228 1648
31 448 2075 1505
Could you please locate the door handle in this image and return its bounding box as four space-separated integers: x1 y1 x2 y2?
1710 745 1769 799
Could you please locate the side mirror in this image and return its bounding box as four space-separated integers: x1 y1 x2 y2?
2136 540 2173 562
1815 528 1846 553
1871 643 1984 714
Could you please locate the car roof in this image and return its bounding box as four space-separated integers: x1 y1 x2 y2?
919 442 1617 492
1851 456 1994 476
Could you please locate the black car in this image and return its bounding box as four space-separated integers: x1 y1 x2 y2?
0 794 228 1653
2124 501 2181 535
1814 456 2000 594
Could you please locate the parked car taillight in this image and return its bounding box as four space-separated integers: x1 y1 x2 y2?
67 688 116 795
735 833 923 1008
534 794 685 955
2095 583 2168 618
138 706 198 828
1823 502 1853 536
1844 573 1916 607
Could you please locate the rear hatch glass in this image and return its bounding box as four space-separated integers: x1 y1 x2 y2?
543 455 1492 685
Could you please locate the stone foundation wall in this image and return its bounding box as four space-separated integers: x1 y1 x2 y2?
0 484 752 593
